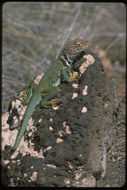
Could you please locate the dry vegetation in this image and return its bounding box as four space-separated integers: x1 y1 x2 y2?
2 2 126 113
2 2 126 187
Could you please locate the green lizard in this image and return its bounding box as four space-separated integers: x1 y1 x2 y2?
12 38 88 151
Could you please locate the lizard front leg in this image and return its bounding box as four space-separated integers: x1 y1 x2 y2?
62 66 78 82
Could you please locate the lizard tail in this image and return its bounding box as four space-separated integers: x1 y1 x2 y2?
13 95 42 151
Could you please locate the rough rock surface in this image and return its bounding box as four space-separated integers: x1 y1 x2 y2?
2 49 116 187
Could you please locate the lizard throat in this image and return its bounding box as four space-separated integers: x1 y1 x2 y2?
58 55 71 67
52 78 60 87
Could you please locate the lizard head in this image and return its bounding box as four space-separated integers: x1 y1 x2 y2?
63 38 89 65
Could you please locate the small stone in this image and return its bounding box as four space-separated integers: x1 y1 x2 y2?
106 184 110 187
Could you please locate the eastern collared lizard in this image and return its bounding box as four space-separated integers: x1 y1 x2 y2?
12 38 88 151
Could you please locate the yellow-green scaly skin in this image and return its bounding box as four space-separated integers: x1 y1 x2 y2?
12 38 88 151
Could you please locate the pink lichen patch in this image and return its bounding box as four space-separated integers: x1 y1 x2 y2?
38 119 43 123
63 121 71 134
49 126 53 131
10 99 26 120
28 131 33 137
12 160 16 163
30 172 37 181
81 106 87 113
65 125 71 134
24 173 27 177
46 146 52 150
50 118 53 122
11 147 20 159
2 112 9 127
34 73 44 84
11 138 44 158
52 106 59 110
80 175 96 187
2 110 44 159
56 138 63 143
72 93 78 99
83 54 95 65
79 54 95 76
44 146 52 153
79 154 83 158
64 178 70 185
13 116 18 124
17 160 21 165
10 99 26 121
75 172 82 180
28 118 34 128
19 106 27 120
27 120 37 135
63 121 66 127
32 126 37 132
11 99 22 110
82 85 88 96
58 130 63 137
104 100 110 108
68 162 73 169
38 149 44 158
101 167 106 179
2 112 19 152
72 83 79 88
4 160 9 165
46 164 56 169
106 184 110 187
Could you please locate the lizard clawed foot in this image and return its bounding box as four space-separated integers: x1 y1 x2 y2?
51 98 63 108
50 98 59 104
49 98 63 107
17 82 37 104
69 72 78 82
17 90 30 104
41 98 63 108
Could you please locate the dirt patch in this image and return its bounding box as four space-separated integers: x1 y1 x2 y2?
96 61 126 187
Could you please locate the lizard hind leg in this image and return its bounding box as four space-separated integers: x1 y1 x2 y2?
41 86 62 108
41 98 61 108
18 82 37 105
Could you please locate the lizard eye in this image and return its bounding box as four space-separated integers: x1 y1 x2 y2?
75 40 89 46
75 41 81 45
